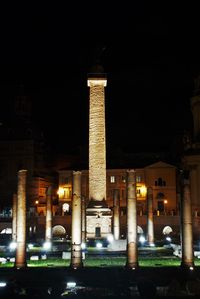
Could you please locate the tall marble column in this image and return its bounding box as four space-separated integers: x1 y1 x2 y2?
81 195 86 244
12 193 17 242
70 171 83 269
126 170 138 269
181 175 194 269
113 189 120 240
15 170 27 268
86 68 111 239
147 187 154 246
88 74 107 202
45 186 52 243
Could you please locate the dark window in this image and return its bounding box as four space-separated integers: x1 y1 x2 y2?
95 227 101 238
157 201 164 212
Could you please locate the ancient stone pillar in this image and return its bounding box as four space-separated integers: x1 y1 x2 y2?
113 189 120 240
126 170 138 269
70 171 83 269
12 193 17 242
86 69 111 239
81 195 86 244
181 176 194 269
147 187 154 246
15 170 27 268
88 74 107 201
45 186 52 243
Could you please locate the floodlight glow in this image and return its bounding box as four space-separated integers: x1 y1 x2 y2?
81 242 86 250
139 235 145 244
96 242 103 249
28 243 33 249
0 282 7 287
9 241 17 250
190 266 194 271
150 243 155 247
107 234 114 243
43 241 51 250
166 237 171 242
67 282 76 288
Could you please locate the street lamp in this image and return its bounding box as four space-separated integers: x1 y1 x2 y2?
164 200 168 214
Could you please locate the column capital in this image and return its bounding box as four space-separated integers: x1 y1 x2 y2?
126 169 136 173
73 170 82 176
18 169 28 174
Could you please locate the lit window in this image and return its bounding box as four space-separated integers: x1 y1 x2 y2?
110 176 115 183
137 189 141 194
136 176 141 183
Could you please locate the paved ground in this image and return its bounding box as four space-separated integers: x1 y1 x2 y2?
1 266 200 298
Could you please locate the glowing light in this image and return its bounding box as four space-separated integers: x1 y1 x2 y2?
140 185 147 197
96 242 103 249
81 243 86 250
139 235 146 244
166 237 171 242
43 241 51 250
0 282 7 287
67 282 76 288
9 241 17 250
28 243 33 249
35 200 39 205
164 200 168 204
190 266 194 271
1 228 12 234
107 234 114 243
57 187 65 197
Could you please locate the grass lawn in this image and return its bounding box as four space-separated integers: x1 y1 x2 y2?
1 256 200 268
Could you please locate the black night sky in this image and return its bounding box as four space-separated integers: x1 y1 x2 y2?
0 2 200 158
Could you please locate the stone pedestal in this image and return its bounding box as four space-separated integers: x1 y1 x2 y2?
86 200 111 239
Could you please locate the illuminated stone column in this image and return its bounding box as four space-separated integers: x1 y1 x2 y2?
12 193 17 242
15 170 27 268
70 171 83 269
113 189 120 240
87 75 107 201
126 170 138 269
45 186 52 243
86 70 111 239
147 187 154 246
181 177 194 269
81 196 86 244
